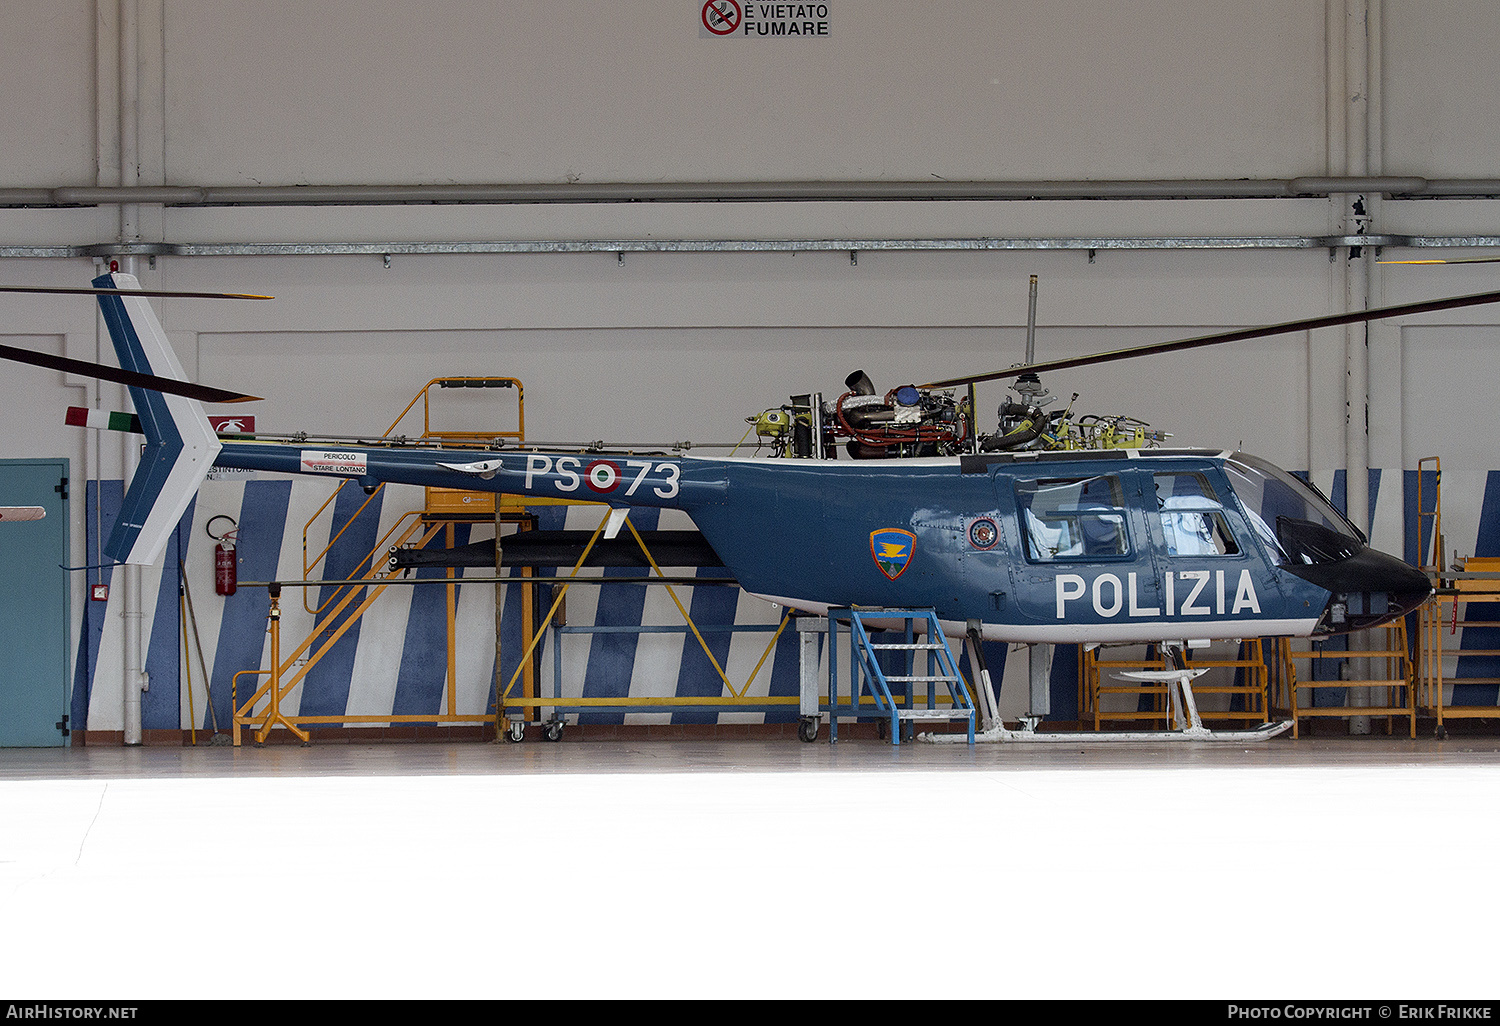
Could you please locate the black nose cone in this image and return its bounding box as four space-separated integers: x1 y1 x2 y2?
1386 555 1438 618
1282 547 1434 634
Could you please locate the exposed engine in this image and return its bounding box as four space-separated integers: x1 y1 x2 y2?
748 368 1168 459
835 370 968 458
984 372 1166 453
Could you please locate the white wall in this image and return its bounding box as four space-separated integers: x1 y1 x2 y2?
4 1 1500 731
150 1 1329 185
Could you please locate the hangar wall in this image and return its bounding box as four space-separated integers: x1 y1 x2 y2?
3 1 1500 739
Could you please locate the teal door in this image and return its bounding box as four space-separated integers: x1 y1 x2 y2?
0 459 70 746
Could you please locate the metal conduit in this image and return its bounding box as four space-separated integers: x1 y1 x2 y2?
6 181 1500 259
3 235 1499 260
3 177 1500 208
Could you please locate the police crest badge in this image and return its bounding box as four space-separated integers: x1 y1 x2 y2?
870 528 916 580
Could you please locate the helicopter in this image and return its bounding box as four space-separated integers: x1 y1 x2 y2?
10 271 1491 741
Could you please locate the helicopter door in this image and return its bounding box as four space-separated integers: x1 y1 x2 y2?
1003 469 1161 633
1146 466 1285 632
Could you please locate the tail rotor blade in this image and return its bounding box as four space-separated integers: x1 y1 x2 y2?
0 341 260 404
0 284 272 300
0 281 266 402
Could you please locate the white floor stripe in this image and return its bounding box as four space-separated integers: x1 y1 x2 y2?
1 741 1496 999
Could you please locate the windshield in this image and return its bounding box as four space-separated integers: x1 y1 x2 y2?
1224 453 1364 567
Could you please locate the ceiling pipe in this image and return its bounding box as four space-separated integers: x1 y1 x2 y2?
6 233 1500 261
4 177 1500 209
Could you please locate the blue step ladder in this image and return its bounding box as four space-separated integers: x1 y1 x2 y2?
827 608 976 745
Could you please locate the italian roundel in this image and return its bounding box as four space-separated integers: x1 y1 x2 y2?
870 528 916 580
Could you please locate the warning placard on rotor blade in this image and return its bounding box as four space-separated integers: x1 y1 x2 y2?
300 450 368 476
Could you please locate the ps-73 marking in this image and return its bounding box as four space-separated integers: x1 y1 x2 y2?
522 454 681 498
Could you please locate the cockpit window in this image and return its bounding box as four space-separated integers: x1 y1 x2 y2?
1153 472 1239 556
1224 454 1363 566
1017 475 1130 561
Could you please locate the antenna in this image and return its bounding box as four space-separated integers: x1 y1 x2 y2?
1025 274 1039 364
1012 275 1051 408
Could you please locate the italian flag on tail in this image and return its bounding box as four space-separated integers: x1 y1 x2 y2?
66 406 141 434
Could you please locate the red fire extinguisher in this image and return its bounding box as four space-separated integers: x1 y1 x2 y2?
207 515 238 596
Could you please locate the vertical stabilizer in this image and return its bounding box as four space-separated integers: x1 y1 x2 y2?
95 272 222 565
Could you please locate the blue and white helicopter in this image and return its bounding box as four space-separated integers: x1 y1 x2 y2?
8 273 1489 742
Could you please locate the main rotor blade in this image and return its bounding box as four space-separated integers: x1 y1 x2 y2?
920 289 1500 390
1378 256 1500 265
0 284 273 300
0 341 261 404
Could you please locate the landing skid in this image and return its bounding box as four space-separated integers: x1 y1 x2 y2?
919 719 1293 744
919 663 1294 743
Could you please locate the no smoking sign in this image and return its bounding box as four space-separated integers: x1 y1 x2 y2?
701 1 740 35
699 2 831 39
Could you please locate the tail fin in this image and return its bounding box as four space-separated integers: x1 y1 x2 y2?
95 272 222 566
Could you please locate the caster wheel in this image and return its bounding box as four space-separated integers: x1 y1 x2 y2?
545 722 563 742
797 718 819 743
505 721 525 743
876 719 888 740
1436 724 1449 740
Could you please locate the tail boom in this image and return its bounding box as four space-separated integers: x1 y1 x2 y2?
211 442 718 512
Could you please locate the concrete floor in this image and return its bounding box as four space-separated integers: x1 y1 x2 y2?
3 732 1498 1000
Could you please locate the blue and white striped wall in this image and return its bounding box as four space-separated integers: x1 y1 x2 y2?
75 474 937 734
72 465 1500 735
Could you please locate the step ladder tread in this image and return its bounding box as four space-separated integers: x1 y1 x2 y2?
847 609 942 616
836 608 977 744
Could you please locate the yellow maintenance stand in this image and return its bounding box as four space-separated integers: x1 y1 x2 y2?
233 377 532 744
